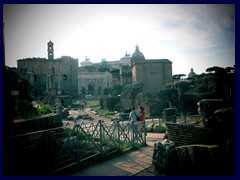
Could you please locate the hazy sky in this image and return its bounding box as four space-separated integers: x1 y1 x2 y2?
3 4 235 75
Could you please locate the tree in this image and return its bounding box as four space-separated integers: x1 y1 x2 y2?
4 68 37 121
103 88 112 95
112 84 124 96
174 81 191 93
172 74 186 81
225 66 235 74
16 78 33 101
206 66 225 75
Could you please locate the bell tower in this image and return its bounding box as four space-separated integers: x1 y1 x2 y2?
47 40 54 60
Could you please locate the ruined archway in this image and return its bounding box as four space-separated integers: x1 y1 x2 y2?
98 87 101 96
82 87 86 97
88 82 95 95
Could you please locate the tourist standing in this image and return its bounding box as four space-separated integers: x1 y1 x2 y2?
129 106 141 123
138 106 146 122
129 106 141 138
138 106 146 134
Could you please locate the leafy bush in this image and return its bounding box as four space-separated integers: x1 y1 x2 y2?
37 106 52 115
112 85 124 96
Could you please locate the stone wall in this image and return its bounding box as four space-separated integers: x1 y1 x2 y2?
101 96 121 111
133 60 172 92
153 143 223 176
10 113 63 136
119 83 143 110
119 86 178 116
166 123 218 146
17 57 78 96
135 92 161 116
57 95 72 107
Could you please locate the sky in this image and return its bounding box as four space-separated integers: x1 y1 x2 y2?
3 4 235 75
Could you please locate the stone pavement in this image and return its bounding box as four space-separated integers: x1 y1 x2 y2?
70 133 164 176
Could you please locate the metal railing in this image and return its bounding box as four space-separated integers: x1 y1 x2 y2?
145 114 202 124
6 120 146 175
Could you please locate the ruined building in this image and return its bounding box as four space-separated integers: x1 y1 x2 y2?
17 40 78 97
78 69 113 97
131 44 172 92
16 41 173 99
77 53 132 97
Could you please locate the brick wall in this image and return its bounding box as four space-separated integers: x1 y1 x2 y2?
166 123 218 146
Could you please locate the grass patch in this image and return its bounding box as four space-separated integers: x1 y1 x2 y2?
37 106 52 115
176 115 202 124
95 108 116 118
85 100 100 108
95 109 109 116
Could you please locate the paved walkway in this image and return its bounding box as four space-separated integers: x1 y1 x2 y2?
70 133 164 176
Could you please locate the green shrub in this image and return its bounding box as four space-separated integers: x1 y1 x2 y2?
37 106 52 115
96 108 116 116
145 112 151 119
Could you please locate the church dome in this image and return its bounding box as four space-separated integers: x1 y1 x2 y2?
188 68 197 78
131 44 145 61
